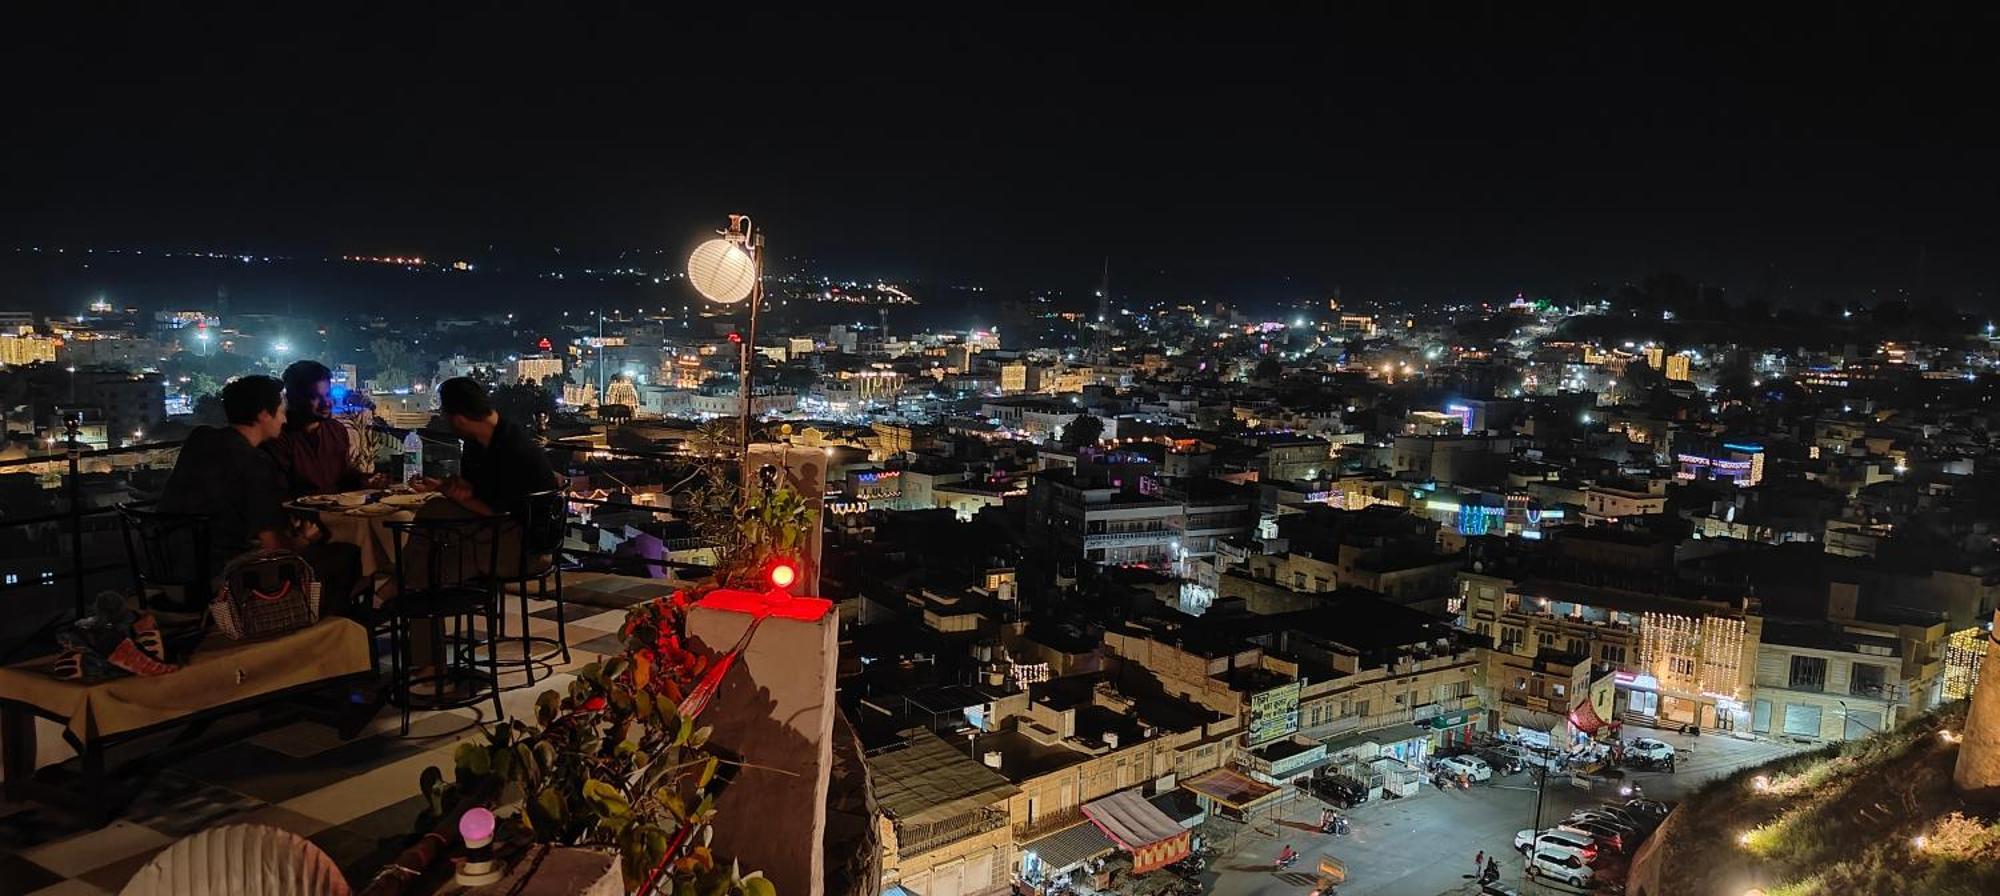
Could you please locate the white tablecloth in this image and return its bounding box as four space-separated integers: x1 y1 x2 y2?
289 491 446 578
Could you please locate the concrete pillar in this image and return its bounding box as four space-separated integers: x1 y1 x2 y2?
687 590 837 896
1953 611 2000 799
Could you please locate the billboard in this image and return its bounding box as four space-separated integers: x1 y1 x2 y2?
1247 681 1302 746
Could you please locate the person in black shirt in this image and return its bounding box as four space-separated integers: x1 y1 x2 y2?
156 375 363 614
405 377 559 582
423 377 558 526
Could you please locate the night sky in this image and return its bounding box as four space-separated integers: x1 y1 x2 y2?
6 6 1999 307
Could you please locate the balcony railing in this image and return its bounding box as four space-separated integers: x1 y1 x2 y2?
0 428 733 661
1084 529 1175 548
897 810 1007 859
1012 803 1086 842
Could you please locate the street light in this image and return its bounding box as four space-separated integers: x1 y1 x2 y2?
687 215 765 498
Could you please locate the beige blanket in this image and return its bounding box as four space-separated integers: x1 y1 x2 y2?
0 618 371 742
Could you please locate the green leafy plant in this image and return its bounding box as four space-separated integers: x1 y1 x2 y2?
418 483 816 894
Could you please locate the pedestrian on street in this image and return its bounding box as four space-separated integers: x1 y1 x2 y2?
1474 851 1485 876
1484 857 1500 883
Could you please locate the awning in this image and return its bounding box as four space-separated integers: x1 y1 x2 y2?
1084 790 1185 849
1569 698 1608 735
1021 822 1115 874
1180 768 1280 810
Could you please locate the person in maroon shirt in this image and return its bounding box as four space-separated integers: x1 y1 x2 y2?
268 360 391 497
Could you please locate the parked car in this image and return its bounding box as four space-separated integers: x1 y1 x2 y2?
1477 747 1526 775
1568 808 1642 835
1514 828 1598 863
1625 798 1672 819
1437 754 1493 782
1310 773 1369 807
1629 737 1676 761
1582 804 1648 830
1558 819 1630 854
1525 848 1596 888
1567 816 1641 846
1520 745 1566 769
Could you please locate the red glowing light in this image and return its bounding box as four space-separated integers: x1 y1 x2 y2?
728 332 743 344
769 561 797 590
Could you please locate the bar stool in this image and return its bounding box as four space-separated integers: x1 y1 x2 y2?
385 513 508 735
490 489 572 685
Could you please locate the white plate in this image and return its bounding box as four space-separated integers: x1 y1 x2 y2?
380 493 434 507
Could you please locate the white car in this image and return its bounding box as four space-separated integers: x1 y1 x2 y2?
1525 847 1596 888
1629 737 1675 761
1514 828 1598 863
1438 755 1493 782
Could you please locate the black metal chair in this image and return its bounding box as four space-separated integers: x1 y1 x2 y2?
114 504 214 613
384 513 508 735
489 489 572 685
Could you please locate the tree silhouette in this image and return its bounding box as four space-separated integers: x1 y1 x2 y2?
1061 413 1104 448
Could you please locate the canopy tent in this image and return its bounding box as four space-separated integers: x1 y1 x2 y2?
1179 767 1280 810
1082 790 1192 873
1020 822 1115 875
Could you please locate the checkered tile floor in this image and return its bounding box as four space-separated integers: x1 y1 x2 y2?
0 573 679 895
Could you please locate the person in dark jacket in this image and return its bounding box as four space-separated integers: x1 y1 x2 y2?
156 375 363 613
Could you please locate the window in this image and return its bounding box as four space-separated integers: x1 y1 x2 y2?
1599 643 1627 665
1294 573 1307 590
1355 700 1369 717
1671 657 1695 678
1788 656 1828 692
1537 631 1555 647
1850 663 1888 698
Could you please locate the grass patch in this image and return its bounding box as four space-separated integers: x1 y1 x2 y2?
1642 702 2000 895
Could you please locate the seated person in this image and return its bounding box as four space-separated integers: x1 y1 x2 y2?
157 375 364 616
267 360 390 497
404 377 560 585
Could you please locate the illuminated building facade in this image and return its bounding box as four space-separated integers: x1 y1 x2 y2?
1676 440 1766 486
1457 570 1762 731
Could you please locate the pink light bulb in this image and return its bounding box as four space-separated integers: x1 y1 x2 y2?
460 807 496 845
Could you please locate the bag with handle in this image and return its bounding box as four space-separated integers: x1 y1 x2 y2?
209 550 321 640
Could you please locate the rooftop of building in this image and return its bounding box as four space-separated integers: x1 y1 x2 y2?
866 728 1022 824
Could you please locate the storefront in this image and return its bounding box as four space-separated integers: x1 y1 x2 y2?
1180 767 1284 823
1424 709 1481 747
1018 823 1115 884
1615 671 1661 719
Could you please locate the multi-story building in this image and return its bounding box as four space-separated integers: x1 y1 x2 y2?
1674 438 1767 486
1243 434 1331 483
26 367 166 445
870 729 1019 896
0 333 58 366
1750 586 1947 741
1031 467 1182 569
1579 481 1668 522
1457 568 1761 732
514 354 564 384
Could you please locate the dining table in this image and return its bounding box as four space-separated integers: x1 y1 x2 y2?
287 487 450 579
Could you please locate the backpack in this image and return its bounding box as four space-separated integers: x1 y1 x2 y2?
209 550 322 640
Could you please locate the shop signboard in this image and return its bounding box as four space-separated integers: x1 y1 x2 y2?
1247 681 1302 746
